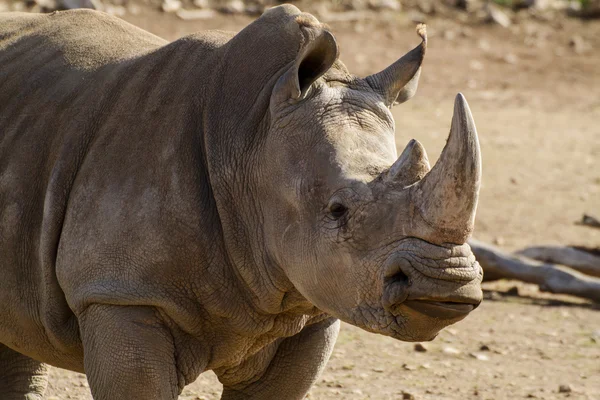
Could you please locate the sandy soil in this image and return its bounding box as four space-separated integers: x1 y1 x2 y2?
36 8 600 400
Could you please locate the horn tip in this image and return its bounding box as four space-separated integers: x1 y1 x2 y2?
454 92 471 115
416 23 427 42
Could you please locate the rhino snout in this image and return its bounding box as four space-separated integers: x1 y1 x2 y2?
381 241 483 320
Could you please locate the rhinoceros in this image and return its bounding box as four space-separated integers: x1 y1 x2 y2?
0 4 483 399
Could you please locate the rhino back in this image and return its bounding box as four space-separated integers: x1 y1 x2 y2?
0 10 231 370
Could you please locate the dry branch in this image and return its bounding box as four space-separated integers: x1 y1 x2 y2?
516 246 600 278
469 239 600 303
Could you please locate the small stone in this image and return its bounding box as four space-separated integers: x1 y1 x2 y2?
420 363 432 369
192 0 208 8
569 35 591 54
369 0 401 11
402 391 415 400
372 367 385 373
414 343 428 352
402 363 417 371
176 8 217 20
487 3 512 28
58 0 95 9
443 346 461 355
469 352 489 361
161 0 181 13
479 344 491 351
352 389 363 395
219 0 245 14
558 384 572 393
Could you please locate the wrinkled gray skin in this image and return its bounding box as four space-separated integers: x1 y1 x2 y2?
0 5 483 399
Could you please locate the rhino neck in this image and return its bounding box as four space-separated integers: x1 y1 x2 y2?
200 7 319 317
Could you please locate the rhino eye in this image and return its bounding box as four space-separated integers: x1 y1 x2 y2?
329 203 348 220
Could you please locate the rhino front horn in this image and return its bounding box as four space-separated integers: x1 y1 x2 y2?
411 93 482 243
366 24 426 107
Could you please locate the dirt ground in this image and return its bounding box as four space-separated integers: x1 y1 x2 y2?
35 6 600 400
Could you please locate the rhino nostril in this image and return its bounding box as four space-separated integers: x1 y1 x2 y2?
386 270 409 286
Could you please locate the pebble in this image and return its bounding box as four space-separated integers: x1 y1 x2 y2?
219 0 245 14
161 0 181 13
402 363 417 371
402 392 416 400
176 8 217 20
414 343 428 352
469 352 490 361
558 384 572 393
443 346 461 355
570 35 592 54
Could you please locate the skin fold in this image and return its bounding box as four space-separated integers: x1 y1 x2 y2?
0 5 482 399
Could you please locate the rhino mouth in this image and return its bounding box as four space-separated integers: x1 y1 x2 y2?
402 299 478 319
381 240 483 319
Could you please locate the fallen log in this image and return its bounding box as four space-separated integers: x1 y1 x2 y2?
469 239 600 303
516 246 600 278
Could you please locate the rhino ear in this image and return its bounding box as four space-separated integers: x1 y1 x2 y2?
366 24 427 107
273 29 339 103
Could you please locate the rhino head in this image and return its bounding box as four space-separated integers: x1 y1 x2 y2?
208 7 482 342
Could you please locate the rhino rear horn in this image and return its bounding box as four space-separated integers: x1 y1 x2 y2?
386 139 430 186
273 26 339 103
366 24 426 107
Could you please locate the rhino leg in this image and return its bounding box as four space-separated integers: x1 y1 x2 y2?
0 344 49 400
79 305 181 400
221 318 340 400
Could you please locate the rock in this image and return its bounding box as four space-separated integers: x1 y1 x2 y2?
402 392 416 400
176 8 217 20
486 3 512 28
558 384 572 393
469 352 489 361
104 5 126 16
569 35 591 54
161 0 181 13
479 344 491 351
402 363 417 371
219 0 245 14
369 0 401 11
414 343 428 352
492 236 504 246
443 346 461 355
57 0 96 10
192 0 209 8
372 367 385 373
